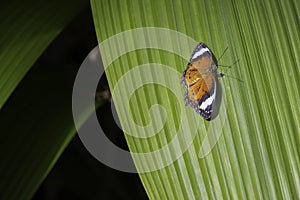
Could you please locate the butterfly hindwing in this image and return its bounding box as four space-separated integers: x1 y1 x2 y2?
183 72 216 120
196 74 216 120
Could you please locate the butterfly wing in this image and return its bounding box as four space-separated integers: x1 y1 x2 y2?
181 43 217 120
195 74 216 120
182 67 216 120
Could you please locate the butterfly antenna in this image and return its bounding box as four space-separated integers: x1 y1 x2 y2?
218 59 239 68
217 46 229 61
218 64 232 68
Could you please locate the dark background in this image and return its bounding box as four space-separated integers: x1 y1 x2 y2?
31 6 148 200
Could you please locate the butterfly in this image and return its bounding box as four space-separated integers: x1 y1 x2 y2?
181 43 223 121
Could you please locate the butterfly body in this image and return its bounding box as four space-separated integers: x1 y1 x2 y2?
181 43 219 120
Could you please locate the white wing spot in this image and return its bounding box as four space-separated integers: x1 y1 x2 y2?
199 84 216 110
192 47 210 60
190 77 200 85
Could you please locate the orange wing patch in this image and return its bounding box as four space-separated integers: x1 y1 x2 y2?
183 53 213 86
183 52 214 98
187 73 215 103
183 64 202 86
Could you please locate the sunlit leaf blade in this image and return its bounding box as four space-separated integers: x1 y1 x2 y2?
0 0 87 109
91 0 299 199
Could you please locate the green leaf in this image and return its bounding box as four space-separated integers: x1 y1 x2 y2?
91 0 300 199
0 67 76 199
0 0 87 109
0 64 108 200
0 0 88 199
